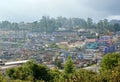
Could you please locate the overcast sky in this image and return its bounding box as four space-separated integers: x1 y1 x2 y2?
0 0 120 22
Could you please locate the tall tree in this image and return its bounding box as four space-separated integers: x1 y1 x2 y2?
54 56 62 69
87 18 93 28
113 23 120 32
64 56 75 74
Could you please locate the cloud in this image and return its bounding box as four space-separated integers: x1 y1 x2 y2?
107 15 120 20
0 0 119 22
83 0 120 15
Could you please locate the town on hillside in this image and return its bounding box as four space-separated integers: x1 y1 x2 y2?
0 27 120 70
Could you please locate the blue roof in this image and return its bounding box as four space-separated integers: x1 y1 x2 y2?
85 42 98 49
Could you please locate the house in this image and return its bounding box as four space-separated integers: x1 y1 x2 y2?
85 39 98 49
78 53 94 60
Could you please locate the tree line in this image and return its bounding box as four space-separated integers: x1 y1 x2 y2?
0 16 120 33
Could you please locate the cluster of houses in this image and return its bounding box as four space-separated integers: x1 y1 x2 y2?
0 29 120 68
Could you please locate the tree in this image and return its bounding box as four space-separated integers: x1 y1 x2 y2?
0 74 6 82
97 20 105 33
109 62 120 82
64 56 75 74
70 69 101 82
23 61 52 82
6 61 52 82
50 68 62 81
6 68 16 79
100 53 120 81
54 56 62 69
87 18 93 28
100 53 120 71
113 23 120 32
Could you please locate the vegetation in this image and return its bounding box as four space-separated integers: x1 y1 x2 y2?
0 53 119 82
54 56 63 69
64 56 75 74
100 52 120 82
49 43 59 48
100 52 120 71
0 17 120 33
6 61 52 82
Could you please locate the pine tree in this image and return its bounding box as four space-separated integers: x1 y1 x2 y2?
64 56 75 74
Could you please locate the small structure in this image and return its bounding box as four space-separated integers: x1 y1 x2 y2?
0 59 5 66
5 60 29 66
